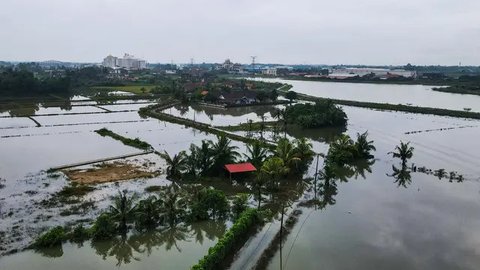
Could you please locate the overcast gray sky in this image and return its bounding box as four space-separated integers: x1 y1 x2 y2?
0 0 479 65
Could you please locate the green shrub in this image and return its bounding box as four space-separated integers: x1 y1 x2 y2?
34 226 65 248
191 208 260 270
58 184 95 197
190 188 229 221
71 224 90 241
95 128 152 150
231 193 249 219
285 101 347 129
91 213 116 240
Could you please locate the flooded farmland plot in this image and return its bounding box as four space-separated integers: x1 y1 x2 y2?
162 104 286 127
1 88 480 270
0 98 247 269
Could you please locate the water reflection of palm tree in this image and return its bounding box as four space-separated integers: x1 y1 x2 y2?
388 164 412 188
160 224 191 252
318 178 338 209
91 234 142 267
190 222 205 244
200 220 226 241
351 159 375 179
128 231 164 256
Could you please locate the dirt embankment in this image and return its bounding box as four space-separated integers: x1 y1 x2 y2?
63 162 158 184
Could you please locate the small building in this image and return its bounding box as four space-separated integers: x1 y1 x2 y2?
224 162 257 180
218 90 258 105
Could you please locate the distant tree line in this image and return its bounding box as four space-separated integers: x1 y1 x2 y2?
0 69 71 97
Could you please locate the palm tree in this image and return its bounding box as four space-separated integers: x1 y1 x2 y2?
160 185 187 226
275 138 301 171
327 134 355 166
261 157 289 189
135 195 162 229
259 115 266 139
390 141 414 166
159 151 187 180
354 131 376 159
185 144 199 178
244 140 270 169
293 138 314 173
253 172 268 209
109 190 138 233
273 109 282 136
210 135 240 174
197 140 213 176
247 119 254 137
276 108 288 138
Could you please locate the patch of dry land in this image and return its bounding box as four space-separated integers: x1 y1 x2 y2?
63 161 158 184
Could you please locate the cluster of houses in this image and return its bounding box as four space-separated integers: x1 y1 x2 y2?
215 90 258 105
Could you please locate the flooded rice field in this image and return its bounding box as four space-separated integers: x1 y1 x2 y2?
1 221 224 270
254 78 480 112
162 103 285 127
1 89 480 269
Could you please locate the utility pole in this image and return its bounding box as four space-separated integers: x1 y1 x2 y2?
280 202 285 270
251 56 257 77
314 154 320 209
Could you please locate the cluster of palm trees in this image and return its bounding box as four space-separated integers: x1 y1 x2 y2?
159 135 240 180
101 187 186 237
325 132 376 167
160 135 315 184
263 138 315 177
159 134 316 211
249 138 315 209
310 132 376 210
91 185 241 240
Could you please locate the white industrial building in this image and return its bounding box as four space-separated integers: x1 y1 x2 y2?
102 53 147 70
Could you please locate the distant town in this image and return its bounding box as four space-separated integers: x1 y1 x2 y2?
2 53 480 82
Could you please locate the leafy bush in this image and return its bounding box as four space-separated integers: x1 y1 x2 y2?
95 128 152 150
285 101 347 128
91 213 116 240
70 224 90 241
191 208 261 270
231 194 249 219
190 188 229 221
34 226 65 248
58 184 95 197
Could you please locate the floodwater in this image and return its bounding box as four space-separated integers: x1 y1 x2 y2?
162 103 285 127
254 78 480 112
1 221 225 270
263 106 480 270
2 89 480 270
0 97 238 269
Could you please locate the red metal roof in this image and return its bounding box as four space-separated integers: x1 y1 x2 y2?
224 162 257 173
